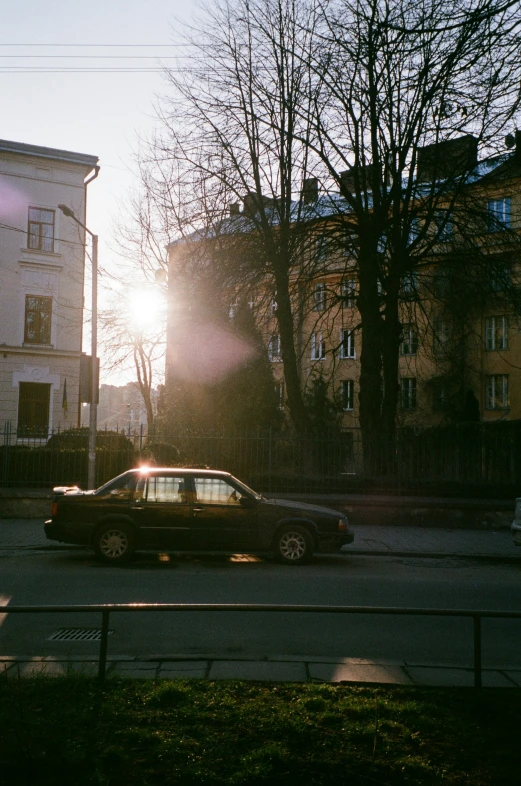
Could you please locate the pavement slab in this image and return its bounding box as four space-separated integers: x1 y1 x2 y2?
208 660 308 682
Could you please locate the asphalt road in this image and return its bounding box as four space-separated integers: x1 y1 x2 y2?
1 546 520 670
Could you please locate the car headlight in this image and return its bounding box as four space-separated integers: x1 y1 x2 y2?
337 518 348 532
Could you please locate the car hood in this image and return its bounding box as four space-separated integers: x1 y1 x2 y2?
262 497 345 519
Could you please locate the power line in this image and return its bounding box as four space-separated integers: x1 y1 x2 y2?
0 43 186 47
0 222 90 248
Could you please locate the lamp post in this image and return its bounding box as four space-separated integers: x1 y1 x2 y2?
58 204 98 489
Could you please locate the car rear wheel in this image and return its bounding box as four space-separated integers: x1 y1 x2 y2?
94 523 135 563
274 524 313 565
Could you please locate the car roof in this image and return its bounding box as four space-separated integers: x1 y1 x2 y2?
130 467 233 478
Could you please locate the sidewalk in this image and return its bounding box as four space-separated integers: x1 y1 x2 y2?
2 653 520 688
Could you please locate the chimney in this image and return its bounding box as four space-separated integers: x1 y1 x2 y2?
416 134 478 182
515 130 521 163
302 177 318 205
242 192 275 216
339 164 376 195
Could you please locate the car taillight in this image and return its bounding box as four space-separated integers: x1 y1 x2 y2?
52 502 58 517
338 518 348 531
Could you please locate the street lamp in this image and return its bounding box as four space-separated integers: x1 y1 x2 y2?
58 204 98 489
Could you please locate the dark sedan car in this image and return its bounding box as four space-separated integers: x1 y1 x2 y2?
45 467 354 565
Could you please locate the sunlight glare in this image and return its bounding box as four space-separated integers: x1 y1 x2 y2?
127 287 165 332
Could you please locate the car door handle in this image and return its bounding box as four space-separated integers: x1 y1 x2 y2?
192 507 205 513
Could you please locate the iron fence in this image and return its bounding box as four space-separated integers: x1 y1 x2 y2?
3 602 521 687
1 421 520 496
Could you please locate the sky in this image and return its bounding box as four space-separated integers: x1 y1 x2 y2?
1 0 197 384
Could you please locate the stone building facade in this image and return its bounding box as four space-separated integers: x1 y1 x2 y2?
0 139 99 438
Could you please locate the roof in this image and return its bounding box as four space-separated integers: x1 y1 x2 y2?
0 138 99 168
167 149 515 248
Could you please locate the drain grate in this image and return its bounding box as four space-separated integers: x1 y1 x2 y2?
48 628 113 642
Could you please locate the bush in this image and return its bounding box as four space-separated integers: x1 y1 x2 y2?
46 428 134 452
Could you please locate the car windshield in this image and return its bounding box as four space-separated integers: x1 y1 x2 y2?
94 473 135 498
229 475 263 501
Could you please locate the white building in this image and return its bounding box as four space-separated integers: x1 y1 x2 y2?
0 139 99 437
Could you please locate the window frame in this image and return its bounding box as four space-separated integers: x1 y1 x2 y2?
17 381 51 438
24 295 52 345
312 282 327 312
341 379 354 411
485 374 509 410
486 197 511 232
268 334 281 362
27 206 55 253
311 332 326 360
400 377 417 411
339 328 356 359
485 315 508 351
400 323 418 356
341 279 356 309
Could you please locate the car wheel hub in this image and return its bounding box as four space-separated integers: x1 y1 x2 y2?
101 530 128 558
279 531 306 560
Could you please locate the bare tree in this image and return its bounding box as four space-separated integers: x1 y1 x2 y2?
99 181 173 430
151 0 329 432
301 0 521 469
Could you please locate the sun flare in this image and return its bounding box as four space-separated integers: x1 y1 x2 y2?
127 287 165 333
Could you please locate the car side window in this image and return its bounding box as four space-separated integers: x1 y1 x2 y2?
145 476 189 504
193 477 241 505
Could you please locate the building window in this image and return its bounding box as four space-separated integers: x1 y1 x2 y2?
313 283 327 312
270 297 278 315
341 380 354 411
228 300 239 319
311 332 325 360
24 295 52 344
488 260 511 292
28 207 55 252
485 316 508 351
400 377 417 410
432 379 448 412
485 374 509 409
17 382 51 437
408 217 420 244
433 319 450 355
268 334 281 362
434 210 453 242
316 234 330 262
400 272 418 300
339 328 355 359
341 279 356 308
487 197 511 232
400 324 418 356
276 381 285 410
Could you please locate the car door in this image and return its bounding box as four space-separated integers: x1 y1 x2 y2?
189 475 258 551
130 472 193 549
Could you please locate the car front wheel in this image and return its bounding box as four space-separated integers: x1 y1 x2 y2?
274 524 313 565
94 523 135 563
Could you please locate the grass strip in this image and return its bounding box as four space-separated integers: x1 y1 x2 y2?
0 677 519 785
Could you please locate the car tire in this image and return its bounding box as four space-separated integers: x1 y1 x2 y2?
274 524 313 565
94 523 135 563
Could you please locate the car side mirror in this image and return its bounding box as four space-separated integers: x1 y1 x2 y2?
239 496 256 509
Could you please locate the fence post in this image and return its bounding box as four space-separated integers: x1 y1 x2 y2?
268 427 272 494
98 609 111 682
473 614 482 689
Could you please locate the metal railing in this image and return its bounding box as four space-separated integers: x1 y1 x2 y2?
3 603 520 688
2 421 521 495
